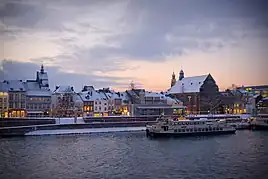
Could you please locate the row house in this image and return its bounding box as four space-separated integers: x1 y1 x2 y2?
0 83 9 117
1 80 27 117
51 86 77 117
79 86 109 117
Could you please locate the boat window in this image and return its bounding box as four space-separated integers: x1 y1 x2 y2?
177 129 181 132
205 128 208 132
220 128 223 131
190 129 193 132
186 129 189 132
186 122 189 125
194 128 197 132
198 128 201 132
209 128 212 131
202 128 205 132
174 129 177 132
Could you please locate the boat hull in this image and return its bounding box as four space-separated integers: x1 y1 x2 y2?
146 129 236 138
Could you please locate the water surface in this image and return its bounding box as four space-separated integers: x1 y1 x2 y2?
1 131 268 179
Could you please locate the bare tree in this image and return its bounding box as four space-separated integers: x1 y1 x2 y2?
129 81 136 90
55 93 75 117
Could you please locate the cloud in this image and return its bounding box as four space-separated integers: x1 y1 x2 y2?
1 0 268 90
0 59 136 91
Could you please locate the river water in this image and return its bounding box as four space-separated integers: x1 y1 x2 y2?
1 130 268 179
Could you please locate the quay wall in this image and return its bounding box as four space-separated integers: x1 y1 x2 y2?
0 121 156 137
0 118 56 127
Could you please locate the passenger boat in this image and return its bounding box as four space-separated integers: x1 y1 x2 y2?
146 115 236 138
251 114 268 130
225 118 251 130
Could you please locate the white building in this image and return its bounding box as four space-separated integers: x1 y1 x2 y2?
79 86 109 117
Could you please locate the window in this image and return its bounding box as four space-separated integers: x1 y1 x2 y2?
95 107 97 110
95 101 97 105
99 101 101 105
99 106 101 110
104 107 107 111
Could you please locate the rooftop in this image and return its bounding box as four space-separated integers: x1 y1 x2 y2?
168 75 209 94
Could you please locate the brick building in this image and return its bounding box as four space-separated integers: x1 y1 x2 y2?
168 70 220 114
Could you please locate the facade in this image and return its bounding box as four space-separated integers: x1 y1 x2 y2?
51 86 76 117
126 89 184 116
79 86 109 117
0 83 9 117
168 70 220 114
24 65 52 117
4 80 27 117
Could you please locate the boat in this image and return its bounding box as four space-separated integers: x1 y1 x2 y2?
146 115 236 138
251 114 268 130
225 118 251 130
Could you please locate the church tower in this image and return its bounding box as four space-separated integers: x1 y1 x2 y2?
40 64 44 73
179 69 184 81
171 72 176 87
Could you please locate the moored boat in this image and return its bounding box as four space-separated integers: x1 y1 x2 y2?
146 115 236 138
251 114 268 130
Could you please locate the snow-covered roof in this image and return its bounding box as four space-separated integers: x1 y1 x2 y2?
145 91 166 98
79 90 108 101
2 80 26 92
26 90 52 97
168 75 208 94
25 80 40 91
0 82 9 92
54 86 75 93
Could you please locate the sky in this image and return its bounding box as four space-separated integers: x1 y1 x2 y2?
1 0 268 92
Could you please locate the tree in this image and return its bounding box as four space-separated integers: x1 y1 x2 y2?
129 81 136 90
55 93 75 117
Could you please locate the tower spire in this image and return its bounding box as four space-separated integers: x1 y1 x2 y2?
171 71 176 87
41 64 44 73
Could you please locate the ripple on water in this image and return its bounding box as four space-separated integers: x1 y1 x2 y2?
1 131 268 179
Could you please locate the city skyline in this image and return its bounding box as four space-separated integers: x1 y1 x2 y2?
1 0 268 91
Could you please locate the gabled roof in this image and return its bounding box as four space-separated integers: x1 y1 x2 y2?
54 86 75 93
168 75 209 94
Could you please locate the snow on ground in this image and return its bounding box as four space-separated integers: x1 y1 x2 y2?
25 126 146 136
55 117 85 125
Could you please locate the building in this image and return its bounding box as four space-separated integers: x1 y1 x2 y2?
126 89 184 116
24 65 52 117
168 70 220 114
79 86 95 117
3 80 27 117
257 97 268 114
79 86 109 117
105 90 131 116
51 86 76 117
0 82 9 118
237 85 268 98
25 80 51 117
